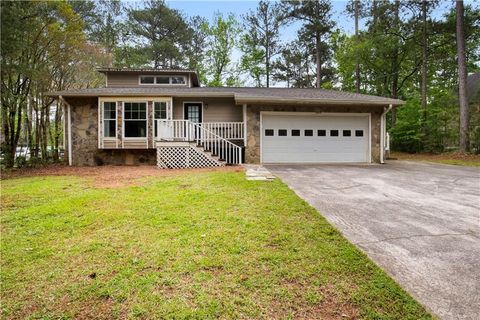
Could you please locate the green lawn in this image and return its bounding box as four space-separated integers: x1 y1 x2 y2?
1 171 432 319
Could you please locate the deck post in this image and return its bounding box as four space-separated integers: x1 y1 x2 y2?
243 104 247 147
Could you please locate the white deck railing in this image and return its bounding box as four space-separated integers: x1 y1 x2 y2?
201 122 244 140
156 120 243 165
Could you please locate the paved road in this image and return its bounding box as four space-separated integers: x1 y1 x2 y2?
267 161 480 320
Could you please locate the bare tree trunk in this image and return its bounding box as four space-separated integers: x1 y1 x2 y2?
266 46 270 88
355 0 360 93
421 0 428 131
315 31 321 88
34 102 40 159
53 101 61 161
26 96 33 157
266 19 270 88
390 0 400 127
456 0 469 152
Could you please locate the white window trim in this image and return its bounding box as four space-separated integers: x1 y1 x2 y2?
102 101 117 140
182 101 204 122
122 101 148 140
138 75 187 86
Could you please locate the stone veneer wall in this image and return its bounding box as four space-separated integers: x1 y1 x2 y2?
245 104 384 164
67 98 156 166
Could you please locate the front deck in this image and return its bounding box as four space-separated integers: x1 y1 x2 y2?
155 120 245 168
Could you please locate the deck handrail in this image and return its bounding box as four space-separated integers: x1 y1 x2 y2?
200 122 244 140
156 119 242 165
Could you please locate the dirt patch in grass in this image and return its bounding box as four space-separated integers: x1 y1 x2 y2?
1 164 243 188
390 151 480 166
269 280 359 320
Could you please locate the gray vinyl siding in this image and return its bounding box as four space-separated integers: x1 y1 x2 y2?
172 97 242 122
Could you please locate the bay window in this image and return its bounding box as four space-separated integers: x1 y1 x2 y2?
124 102 147 138
103 102 116 138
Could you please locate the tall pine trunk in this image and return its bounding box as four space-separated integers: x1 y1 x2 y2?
315 31 321 88
266 45 270 88
355 0 360 93
390 1 400 127
456 0 469 152
421 0 428 143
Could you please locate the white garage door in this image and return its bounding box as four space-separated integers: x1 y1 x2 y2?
261 113 370 163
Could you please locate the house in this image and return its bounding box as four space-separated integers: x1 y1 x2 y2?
46 68 404 168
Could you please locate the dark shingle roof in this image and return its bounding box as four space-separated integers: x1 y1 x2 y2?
46 86 405 106
96 67 197 74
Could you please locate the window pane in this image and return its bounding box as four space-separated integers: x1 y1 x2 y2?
278 129 287 136
318 129 326 136
104 120 116 137
304 129 313 136
343 130 351 137
104 102 116 119
155 102 167 119
125 120 147 137
171 76 185 84
140 76 154 84
124 102 146 119
292 129 300 136
156 76 169 84
124 103 132 119
330 130 339 137
355 130 364 137
265 129 274 136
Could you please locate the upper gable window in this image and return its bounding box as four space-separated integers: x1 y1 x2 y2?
139 75 187 85
156 76 170 84
139 76 154 84
171 76 185 84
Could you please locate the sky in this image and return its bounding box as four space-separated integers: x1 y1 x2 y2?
163 0 463 37
126 0 477 86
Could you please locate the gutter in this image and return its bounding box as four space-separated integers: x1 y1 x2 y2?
380 104 393 164
234 96 406 106
59 95 73 166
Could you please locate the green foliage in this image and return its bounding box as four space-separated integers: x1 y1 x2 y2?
239 34 266 87
1 0 88 168
127 0 191 68
333 2 480 153
240 0 284 87
389 100 423 153
1 172 431 318
281 0 336 87
202 12 241 87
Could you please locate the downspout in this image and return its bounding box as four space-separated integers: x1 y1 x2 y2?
59 95 73 166
380 104 393 164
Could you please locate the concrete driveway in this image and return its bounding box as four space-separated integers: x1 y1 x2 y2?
267 161 480 320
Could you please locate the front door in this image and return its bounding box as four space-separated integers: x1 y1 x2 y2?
184 103 202 123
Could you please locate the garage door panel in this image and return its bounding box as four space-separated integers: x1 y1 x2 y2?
261 114 369 163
